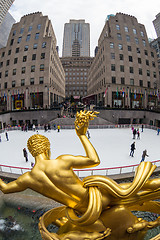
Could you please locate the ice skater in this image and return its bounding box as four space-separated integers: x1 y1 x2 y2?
23 148 28 162
137 129 140 139
87 130 90 139
57 125 60 132
140 149 149 163
157 128 160 135
133 128 136 139
130 142 136 157
5 132 9 141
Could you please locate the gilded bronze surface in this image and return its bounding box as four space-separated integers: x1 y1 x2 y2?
0 110 160 240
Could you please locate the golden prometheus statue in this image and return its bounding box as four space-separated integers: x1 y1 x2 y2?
0 110 160 240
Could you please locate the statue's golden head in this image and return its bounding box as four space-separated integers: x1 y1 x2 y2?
27 134 50 157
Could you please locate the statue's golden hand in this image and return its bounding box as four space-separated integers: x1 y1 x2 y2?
75 110 99 136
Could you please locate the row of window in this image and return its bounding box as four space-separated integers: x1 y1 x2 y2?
65 86 87 90
110 64 157 78
0 64 44 78
12 24 41 36
110 43 154 57
111 76 151 88
1 42 46 58
65 77 87 80
115 24 144 37
111 53 156 67
3 77 44 89
0 53 45 68
116 33 146 46
10 31 42 46
65 72 87 76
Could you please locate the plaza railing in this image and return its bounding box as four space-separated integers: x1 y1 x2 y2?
0 160 160 178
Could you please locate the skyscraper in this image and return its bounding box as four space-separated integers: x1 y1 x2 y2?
0 0 15 25
153 13 160 38
62 19 90 57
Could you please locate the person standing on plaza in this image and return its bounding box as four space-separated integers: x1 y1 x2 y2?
23 148 28 162
140 149 149 163
130 142 136 157
57 125 60 132
133 128 136 139
5 132 9 141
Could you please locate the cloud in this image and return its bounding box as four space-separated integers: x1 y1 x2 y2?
9 0 159 56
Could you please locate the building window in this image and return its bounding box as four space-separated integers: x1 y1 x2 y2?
30 78 34 85
118 44 123 50
152 61 156 67
135 38 139 44
146 59 149 66
16 47 19 53
139 68 143 75
119 54 123 60
37 24 41 30
14 58 18 64
8 49 11 55
33 43 38 49
139 80 143 87
4 82 7 88
121 77 125 84
116 24 120 30
28 26 32 32
110 42 114 48
124 26 129 32
35 33 39 39
142 40 146 47
40 64 44 71
5 70 8 77
153 72 157 78
136 48 140 53
147 70 150 76
32 54 36 60
112 76 116 83
140 31 144 37
126 35 130 42
41 53 45 59
130 79 134 85
13 69 16 75
23 56 27 62
0 72 1 78
147 81 151 88
128 46 132 51
0 62 3 67
133 28 137 34
13 30 16 36
21 79 25 86
111 64 116 71
21 67 26 74
120 65 124 72
117 33 122 40
24 45 29 51
42 42 46 48
1 52 5 57
20 28 24 34
138 58 141 64
12 81 16 87
111 53 115 59
31 65 35 72
10 39 14 46
6 60 10 66
130 67 134 73
26 34 31 41
129 56 133 62
151 52 154 57
39 77 44 84
17 37 22 43
144 50 148 56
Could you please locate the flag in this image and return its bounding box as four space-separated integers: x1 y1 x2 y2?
18 90 20 100
122 88 125 98
134 90 136 99
103 87 108 97
116 87 118 97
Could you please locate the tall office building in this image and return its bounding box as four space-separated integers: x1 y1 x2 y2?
86 13 159 110
62 20 90 57
0 12 15 48
0 12 65 111
153 13 160 38
0 0 15 25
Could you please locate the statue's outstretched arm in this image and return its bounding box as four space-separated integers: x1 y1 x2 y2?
0 172 29 193
58 111 100 169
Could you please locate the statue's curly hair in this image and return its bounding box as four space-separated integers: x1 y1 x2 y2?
27 134 50 157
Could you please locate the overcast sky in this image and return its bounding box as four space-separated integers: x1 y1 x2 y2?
9 0 159 57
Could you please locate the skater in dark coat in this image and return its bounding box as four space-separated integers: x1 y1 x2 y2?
23 148 28 162
130 142 136 157
140 150 149 162
5 132 9 141
133 129 136 139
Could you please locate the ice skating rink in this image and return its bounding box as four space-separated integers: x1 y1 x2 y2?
0 127 159 174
